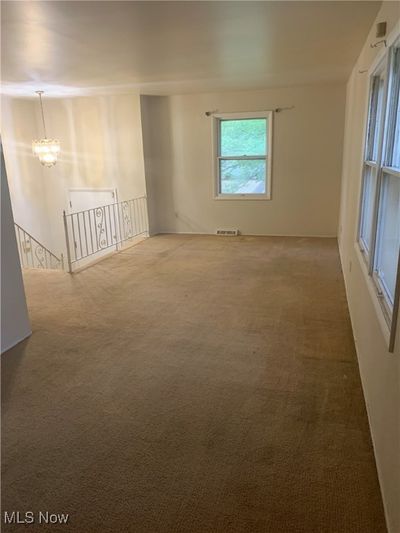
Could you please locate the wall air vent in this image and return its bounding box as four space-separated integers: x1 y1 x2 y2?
216 229 239 236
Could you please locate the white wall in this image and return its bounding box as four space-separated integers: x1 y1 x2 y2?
3 84 345 245
1 98 53 248
338 3 400 532
1 93 148 257
1 143 31 353
140 95 171 236
141 83 346 236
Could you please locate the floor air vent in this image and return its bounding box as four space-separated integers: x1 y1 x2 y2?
216 229 239 236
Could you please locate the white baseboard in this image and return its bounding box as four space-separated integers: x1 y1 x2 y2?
154 230 337 238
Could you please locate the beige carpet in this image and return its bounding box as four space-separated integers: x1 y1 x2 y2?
2 235 386 532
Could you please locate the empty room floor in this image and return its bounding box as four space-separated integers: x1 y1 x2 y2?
2 235 386 532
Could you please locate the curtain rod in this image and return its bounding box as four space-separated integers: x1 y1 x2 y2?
205 106 294 116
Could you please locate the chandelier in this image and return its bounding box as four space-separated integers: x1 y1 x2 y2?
32 91 60 167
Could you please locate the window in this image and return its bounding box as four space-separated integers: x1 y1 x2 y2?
358 41 400 351
213 112 272 199
359 68 386 255
374 171 400 307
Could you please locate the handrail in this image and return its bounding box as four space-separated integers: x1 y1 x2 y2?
63 195 149 273
14 223 64 270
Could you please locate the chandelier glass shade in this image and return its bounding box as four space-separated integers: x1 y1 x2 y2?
32 138 60 166
32 91 60 167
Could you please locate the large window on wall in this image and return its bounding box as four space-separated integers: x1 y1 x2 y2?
358 41 400 351
213 111 273 199
359 69 386 254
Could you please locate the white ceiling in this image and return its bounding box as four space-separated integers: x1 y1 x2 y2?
1 1 381 97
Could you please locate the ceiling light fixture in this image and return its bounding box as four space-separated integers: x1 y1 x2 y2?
32 91 60 167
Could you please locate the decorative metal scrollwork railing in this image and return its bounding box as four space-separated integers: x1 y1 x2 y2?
63 196 149 273
14 223 64 270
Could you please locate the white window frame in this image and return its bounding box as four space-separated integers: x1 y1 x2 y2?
358 59 388 262
357 35 400 352
212 111 273 200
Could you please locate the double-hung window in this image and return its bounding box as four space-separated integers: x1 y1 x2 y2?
213 111 272 199
359 68 386 255
358 40 400 351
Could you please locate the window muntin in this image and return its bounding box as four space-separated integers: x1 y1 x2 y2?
215 113 272 198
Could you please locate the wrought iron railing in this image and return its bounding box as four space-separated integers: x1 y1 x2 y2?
14 223 64 270
63 196 148 272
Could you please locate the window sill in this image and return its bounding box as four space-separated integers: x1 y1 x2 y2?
213 194 271 201
354 242 391 347
358 239 370 267
382 165 400 177
372 271 394 325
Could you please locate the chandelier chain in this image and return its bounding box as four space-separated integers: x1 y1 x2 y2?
36 91 47 138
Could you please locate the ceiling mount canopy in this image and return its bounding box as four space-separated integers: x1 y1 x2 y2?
32 90 60 167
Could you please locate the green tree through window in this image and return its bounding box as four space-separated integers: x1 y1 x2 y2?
218 118 268 195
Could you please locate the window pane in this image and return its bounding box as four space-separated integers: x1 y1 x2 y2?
375 173 400 305
359 165 377 252
220 119 267 156
391 96 400 169
385 47 400 169
366 75 385 162
220 159 266 194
